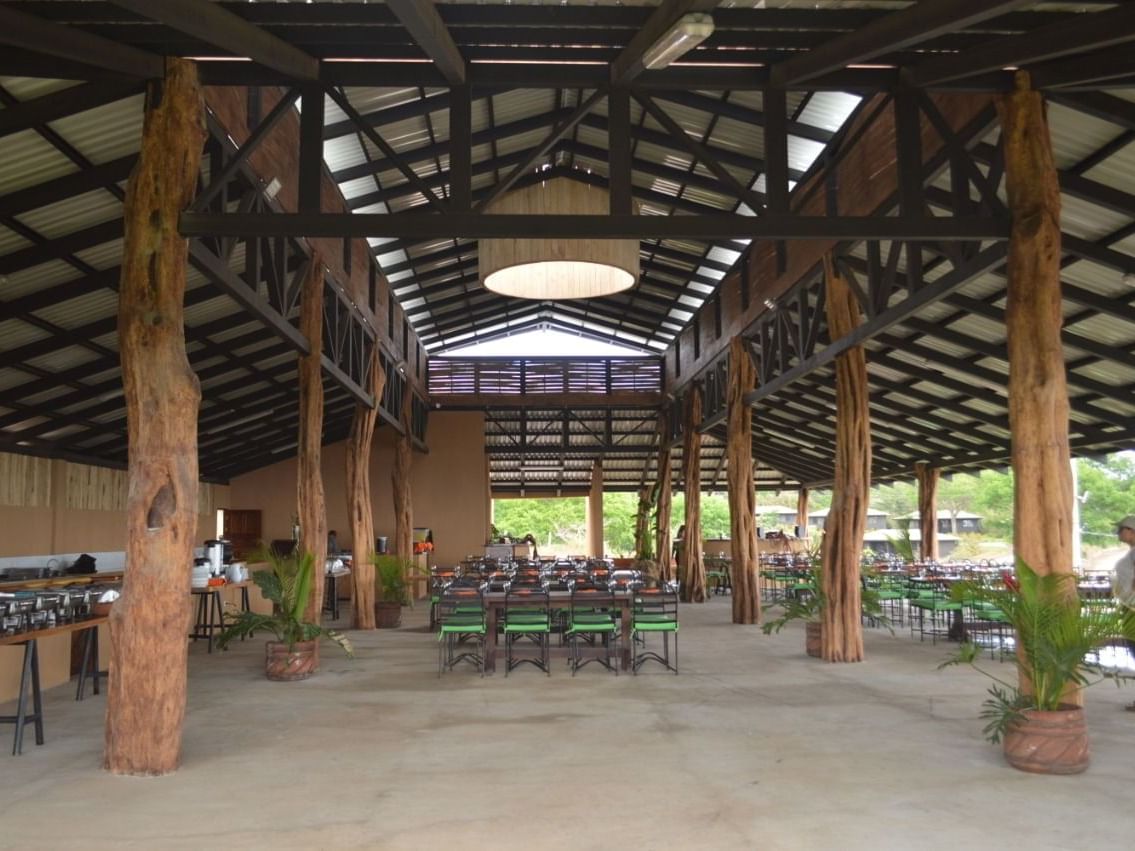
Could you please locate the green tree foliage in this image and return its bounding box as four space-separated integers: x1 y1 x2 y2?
488 452 1135 555
1078 455 1135 543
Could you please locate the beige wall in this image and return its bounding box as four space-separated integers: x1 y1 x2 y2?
0 452 229 559
228 411 488 568
0 452 231 702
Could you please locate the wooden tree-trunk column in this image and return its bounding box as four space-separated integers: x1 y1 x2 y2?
633 482 654 560
796 488 810 534
105 59 205 776
587 460 604 557
681 387 707 603
654 413 674 583
298 258 327 624
392 381 414 561
346 347 386 629
914 462 940 562
727 336 761 624
819 255 869 663
999 72 1073 581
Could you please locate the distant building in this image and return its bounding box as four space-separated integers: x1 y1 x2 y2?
899 510 983 535
809 507 890 531
755 505 799 527
864 528 960 559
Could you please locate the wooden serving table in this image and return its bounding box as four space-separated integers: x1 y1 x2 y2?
0 616 107 755
480 590 633 675
189 581 252 653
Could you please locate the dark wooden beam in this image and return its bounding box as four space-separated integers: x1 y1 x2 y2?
384 0 466 86
108 0 320 80
0 81 142 139
610 0 713 85
325 86 448 214
910 5 1135 86
0 6 163 79
634 93 764 214
449 84 472 213
180 211 1008 242
745 243 1008 405
1029 44 1135 90
772 0 1031 86
476 89 606 212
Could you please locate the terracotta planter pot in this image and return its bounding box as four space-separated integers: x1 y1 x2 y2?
374 601 403 629
265 640 319 681
1002 705 1090 775
805 621 822 658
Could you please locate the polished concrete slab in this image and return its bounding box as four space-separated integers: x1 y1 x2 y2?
0 597 1132 850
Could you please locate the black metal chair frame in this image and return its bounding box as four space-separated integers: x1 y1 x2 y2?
504 586 551 675
631 588 680 675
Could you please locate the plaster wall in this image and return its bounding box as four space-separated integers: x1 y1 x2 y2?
227 411 488 568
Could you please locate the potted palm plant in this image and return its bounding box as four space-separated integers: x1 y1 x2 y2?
373 554 412 628
217 549 353 681
761 566 890 657
941 561 1135 774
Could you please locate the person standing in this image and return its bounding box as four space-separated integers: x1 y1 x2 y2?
1114 515 1135 710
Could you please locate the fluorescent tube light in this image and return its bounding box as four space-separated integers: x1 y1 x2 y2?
642 13 715 71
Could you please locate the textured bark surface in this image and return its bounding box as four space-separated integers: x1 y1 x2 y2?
392 381 414 560
999 72 1073 581
298 258 328 624
914 462 940 562
796 488 810 532
105 59 204 776
346 348 386 629
587 460 604 557
727 337 761 624
681 387 707 603
654 415 674 583
819 255 869 663
633 482 655 560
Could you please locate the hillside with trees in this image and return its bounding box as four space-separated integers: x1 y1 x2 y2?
490 454 1135 557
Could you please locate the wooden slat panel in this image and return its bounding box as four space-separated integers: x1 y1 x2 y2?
0 451 52 508
64 461 127 512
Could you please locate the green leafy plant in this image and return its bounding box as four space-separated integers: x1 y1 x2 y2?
217 549 353 657
940 560 1135 742
761 565 892 634
373 554 414 605
885 520 916 563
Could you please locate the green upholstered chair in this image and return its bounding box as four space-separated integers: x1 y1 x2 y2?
631 587 680 674
566 585 619 676
503 585 551 675
437 585 487 677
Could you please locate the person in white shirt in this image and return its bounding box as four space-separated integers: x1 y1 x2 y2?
1113 515 1135 711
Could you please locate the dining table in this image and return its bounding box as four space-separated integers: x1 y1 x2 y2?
480 589 634 675
1 616 107 755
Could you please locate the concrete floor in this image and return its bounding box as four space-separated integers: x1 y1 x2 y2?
1 598 1133 851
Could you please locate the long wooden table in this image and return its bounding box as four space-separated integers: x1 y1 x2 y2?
480 590 632 675
0 616 107 755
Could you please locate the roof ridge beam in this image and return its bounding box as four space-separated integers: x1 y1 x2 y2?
771 0 1032 87
384 0 466 86
108 0 320 80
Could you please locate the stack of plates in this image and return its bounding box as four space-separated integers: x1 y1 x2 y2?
191 563 211 589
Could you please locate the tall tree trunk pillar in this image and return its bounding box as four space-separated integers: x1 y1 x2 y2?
392 381 414 561
914 462 940 562
680 387 707 602
298 258 327 624
587 460 604 557
796 488 810 535
727 337 760 623
999 71 1073 581
654 412 673 583
105 59 205 775
346 348 385 629
819 255 869 663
